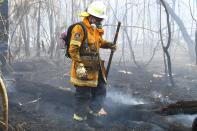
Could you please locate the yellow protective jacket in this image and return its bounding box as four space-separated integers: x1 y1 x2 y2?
69 18 111 87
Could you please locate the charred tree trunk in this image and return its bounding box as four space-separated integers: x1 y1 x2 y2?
25 15 30 56
142 0 146 59
160 0 175 86
120 0 127 69
36 0 41 57
22 0 30 57
159 5 168 79
20 19 26 55
83 0 86 10
54 22 60 58
189 0 197 64
49 9 55 58
18 32 22 58
47 0 55 59
195 29 197 64
71 0 75 23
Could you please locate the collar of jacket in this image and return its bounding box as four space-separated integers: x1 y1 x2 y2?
83 17 91 29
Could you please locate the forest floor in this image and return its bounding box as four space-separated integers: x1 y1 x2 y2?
4 56 197 131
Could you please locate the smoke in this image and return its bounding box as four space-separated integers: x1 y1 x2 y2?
151 91 174 104
107 89 174 106
107 88 145 105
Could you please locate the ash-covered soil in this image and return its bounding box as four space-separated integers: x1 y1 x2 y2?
5 57 197 131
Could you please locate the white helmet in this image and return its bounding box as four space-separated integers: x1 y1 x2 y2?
81 1 107 19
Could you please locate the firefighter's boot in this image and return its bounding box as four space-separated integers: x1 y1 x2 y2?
87 110 106 128
73 114 95 131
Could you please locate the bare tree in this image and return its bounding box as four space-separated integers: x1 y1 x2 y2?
160 0 175 86
189 0 197 64
158 0 195 59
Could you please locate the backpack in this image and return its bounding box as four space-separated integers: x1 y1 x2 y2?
61 22 88 58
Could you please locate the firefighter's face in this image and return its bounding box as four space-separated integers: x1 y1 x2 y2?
89 15 103 28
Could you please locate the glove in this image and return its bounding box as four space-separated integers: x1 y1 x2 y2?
111 44 117 52
76 63 87 80
108 42 117 52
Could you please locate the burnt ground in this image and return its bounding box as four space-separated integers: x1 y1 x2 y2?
3 57 197 131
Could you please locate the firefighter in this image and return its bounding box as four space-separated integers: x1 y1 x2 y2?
69 1 116 129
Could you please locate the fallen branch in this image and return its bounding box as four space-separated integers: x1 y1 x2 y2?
159 101 197 115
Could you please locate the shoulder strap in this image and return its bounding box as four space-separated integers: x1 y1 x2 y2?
75 22 88 48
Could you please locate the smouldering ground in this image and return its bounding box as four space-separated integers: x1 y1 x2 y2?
5 57 197 130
